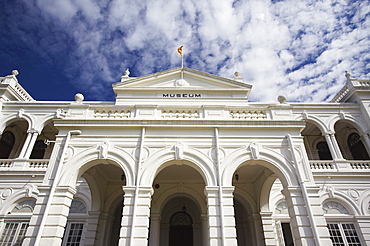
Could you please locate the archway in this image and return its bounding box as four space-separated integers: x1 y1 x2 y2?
149 161 206 246
63 162 127 246
0 119 28 159
334 120 370 160
232 159 299 246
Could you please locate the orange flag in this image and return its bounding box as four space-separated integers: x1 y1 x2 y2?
177 46 183 57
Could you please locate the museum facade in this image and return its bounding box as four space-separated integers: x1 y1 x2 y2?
0 67 369 246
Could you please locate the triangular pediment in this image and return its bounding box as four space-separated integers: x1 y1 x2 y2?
113 67 252 90
113 67 253 105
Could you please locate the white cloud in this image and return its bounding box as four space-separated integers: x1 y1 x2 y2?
21 0 370 102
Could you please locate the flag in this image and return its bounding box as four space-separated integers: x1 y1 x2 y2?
177 46 183 57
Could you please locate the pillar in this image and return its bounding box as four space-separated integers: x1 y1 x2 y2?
23 185 76 246
328 132 344 160
324 133 339 160
24 130 40 159
221 186 237 246
282 186 315 246
356 215 370 245
251 212 264 246
204 186 237 246
18 130 34 159
305 186 333 245
201 213 209 246
148 213 161 246
260 212 275 246
119 186 152 246
204 186 222 246
84 211 101 246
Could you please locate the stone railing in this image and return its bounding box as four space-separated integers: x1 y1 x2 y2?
161 109 200 118
310 161 334 170
14 83 34 101
29 160 49 168
330 86 349 103
349 161 370 169
93 109 131 118
230 110 267 119
310 160 370 171
0 160 12 168
0 159 49 169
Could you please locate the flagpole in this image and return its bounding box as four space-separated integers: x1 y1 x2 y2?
181 53 184 81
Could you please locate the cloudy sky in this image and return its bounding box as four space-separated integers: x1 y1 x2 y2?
0 0 369 102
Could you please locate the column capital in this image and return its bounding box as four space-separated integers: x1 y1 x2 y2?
27 128 40 134
282 186 302 196
204 186 219 196
324 130 335 136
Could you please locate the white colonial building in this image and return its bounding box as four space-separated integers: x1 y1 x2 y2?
0 67 369 246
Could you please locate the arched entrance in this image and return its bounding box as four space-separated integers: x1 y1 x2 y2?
63 162 127 246
231 160 306 246
149 161 206 246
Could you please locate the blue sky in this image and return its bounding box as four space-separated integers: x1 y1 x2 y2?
0 0 369 102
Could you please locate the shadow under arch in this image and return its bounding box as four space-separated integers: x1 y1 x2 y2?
320 193 361 216
329 115 369 134
59 148 135 187
0 112 35 133
152 185 207 215
140 148 216 187
222 148 299 188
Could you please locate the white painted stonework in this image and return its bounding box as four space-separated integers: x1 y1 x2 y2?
0 67 369 246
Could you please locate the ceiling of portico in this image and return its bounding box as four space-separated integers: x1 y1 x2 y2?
154 163 205 183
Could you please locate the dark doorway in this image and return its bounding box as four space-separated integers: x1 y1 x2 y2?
348 133 370 160
317 141 332 160
169 211 193 246
30 140 47 159
0 131 15 159
281 223 294 246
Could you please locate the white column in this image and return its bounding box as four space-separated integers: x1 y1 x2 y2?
95 212 111 246
23 130 40 159
18 130 34 158
148 213 161 246
23 185 76 246
283 187 316 246
356 216 370 245
119 186 152 246
204 186 221 246
324 133 338 160
221 186 237 246
329 132 344 160
84 211 100 246
120 187 135 245
201 214 209 246
251 212 264 246
306 186 333 245
260 212 275 246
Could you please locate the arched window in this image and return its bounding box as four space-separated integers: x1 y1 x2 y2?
275 201 288 214
0 131 15 159
322 201 362 246
347 133 370 160
30 140 47 159
0 199 36 245
62 200 87 246
169 211 193 246
317 141 332 160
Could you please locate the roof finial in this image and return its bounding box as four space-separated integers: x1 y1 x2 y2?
121 68 130 82
234 71 243 82
123 68 130 77
345 71 351 79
